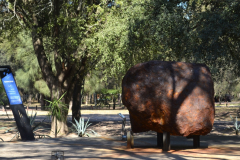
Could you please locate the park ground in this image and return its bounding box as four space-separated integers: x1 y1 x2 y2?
0 102 240 159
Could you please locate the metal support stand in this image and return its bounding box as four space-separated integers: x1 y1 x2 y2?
118 113 127 140
127 131 134 149
163 132 170 151
10 104 35 140
157 132 163 147
0 66 35 141
193 135 200 148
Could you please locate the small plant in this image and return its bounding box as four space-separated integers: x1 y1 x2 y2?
8 111 49 141
27 110 37 126
45 92 68 138
70 118 97 137
0 127 4 142
230 115 240 135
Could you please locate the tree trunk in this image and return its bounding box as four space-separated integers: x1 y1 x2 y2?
40 94 45 110
71 57 87 122
55 116 57 138
119 93 122 107
94 93 97 107
72 82 82 122
50 115 68 137
85 94 88 105
27 94 32 105
113 97 116 110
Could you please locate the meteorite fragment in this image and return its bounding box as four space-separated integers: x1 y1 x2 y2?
122 61 215 137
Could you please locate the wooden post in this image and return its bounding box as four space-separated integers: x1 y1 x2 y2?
193 135 200 148
163 132 170 151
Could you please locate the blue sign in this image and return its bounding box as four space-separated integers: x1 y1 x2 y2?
2 73 23 105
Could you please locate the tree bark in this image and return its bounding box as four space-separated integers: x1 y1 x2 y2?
85 94 88 105
94 93 97 107
119 93 122 107
40 94 45 110
71 57 87 122
50 115 68 137
72 81 82 122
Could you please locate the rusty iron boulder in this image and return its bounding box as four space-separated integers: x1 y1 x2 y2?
122 61 215 137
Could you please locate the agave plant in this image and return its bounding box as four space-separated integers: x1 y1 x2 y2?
9 111 49 141
0 127 4 142
230 115 240 135
70 118 97 137
27 110 37 126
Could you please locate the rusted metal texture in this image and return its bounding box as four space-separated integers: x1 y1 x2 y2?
122 61 215 137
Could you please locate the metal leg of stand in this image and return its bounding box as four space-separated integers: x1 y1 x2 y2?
163 132 170 151
127 131 134 149
157 132 163 147
193 135 200 148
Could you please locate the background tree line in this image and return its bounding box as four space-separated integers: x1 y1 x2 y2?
1 0 240 135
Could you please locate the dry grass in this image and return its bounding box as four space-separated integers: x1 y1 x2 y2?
215 106 240 121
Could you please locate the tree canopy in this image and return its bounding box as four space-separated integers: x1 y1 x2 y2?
94 0 240 96
0 0 108 135
1 0 240 135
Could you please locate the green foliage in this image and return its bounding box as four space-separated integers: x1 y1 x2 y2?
0 80 8 106
45 92 68 137
45 92 68 122
186 0 240 77
0 32 50 96
0 80 4 93
34 80 50 97
94 0 240 99
94 89 120 108
27 111 49 138
2 0 240 117
70 118 97 137
8 111 49 141
28 111 37 127
84 71 105 95
99 88 120 95
94 0 189 83
0 0 111 134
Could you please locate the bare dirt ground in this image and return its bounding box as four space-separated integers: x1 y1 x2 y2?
0 102 240 142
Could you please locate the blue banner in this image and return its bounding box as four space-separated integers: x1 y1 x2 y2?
2 73 23 105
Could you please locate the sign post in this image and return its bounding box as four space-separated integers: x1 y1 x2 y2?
0 66 35 141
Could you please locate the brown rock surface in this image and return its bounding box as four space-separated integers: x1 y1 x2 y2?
122 61 215 137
